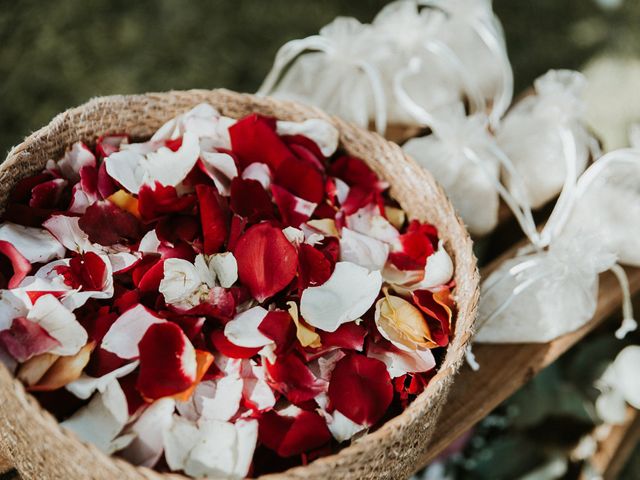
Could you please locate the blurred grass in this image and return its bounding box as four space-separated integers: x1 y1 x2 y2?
0 0 638 155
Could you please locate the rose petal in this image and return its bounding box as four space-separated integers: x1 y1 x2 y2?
300 262 382 332
0 222 65 263
339 227 389 271
241 361 277 413
209 252 238 288
196 184 228 254
101 304 165 360
58 142 97 182
274 155 325 204
61 379 130 454
27 294 88 357
136 322 197 400
389 220 438 271
418 242 454 290
367 341 436 378
199 152 238 196
258 310 296 355
43 215 95 254
230 177 275 222
224 306 272 348
346 204 399 244
271 184 317 227
265 352 327 404
233 223 298 302
0 240 31 288
0 317 60 362
29 341 95 392
297 243 334 289
276 119 339 157
159 258 205 309
121 397 175 467
66 361 139 400
241 162 272 189
79 201 142 247
259 406 331 458
411 289 454 347
229 114 295 170
375 293 435 351
138 182 195 222
328 353 392 426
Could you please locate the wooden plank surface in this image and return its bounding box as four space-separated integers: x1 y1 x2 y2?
588 407 640 480
416 262 640 468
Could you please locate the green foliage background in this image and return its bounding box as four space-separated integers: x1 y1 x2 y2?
0 0 638 155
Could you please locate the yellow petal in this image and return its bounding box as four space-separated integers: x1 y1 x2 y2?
107 189 140 218
384 206 406 230
17 353 59 386
29 342 96 392
376 293 435 350
306 219 340 237
287 301 322 348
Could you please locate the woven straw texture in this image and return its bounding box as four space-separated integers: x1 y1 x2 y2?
0 89 479 480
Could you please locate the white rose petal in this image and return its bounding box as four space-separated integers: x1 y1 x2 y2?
300 261 382 332
122 398 176 467
0 222 65 263
28 294 87 356
210 252 238 288
339 227 389 271
224 307 271 348
276 119 340 157
101 304 165 359
66 361 139 400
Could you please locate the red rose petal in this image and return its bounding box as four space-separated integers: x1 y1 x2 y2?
0 317 61 362
138 182 196 222
389 220 438 271
0 240 31 289
233 223 297 302
9 172 55 204
265 352 327 404
297 243 333 289
259 409 331 458
230 177 275 222
96 134 128 158
328 353 393 426
318 322 367 352
136 258 165 293
136 322 197 400
283 135 325 170
210 330 261 359
97 161 117 199
79 201 142 246
227 214 248 251
271 184 316 228
85 347 128 378
196 184 228 254
328 155 381 190
30 178 67 209
258 310 296 355
229 114 295 170
274 155 325 204
67 252 109 291
411 289 453 347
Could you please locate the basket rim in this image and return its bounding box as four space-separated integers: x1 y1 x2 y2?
0 88 480 480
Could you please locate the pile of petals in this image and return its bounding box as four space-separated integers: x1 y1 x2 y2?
0 104 456 478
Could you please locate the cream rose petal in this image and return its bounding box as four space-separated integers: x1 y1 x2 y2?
300 261 382 332
0 222 65 263
138 230 161 254
339 227 389 271
367 342 436 378
28 294 87 356
224 307 271 348
276 119 340 157
101 304 165 359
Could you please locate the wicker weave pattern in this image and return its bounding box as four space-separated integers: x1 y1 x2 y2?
0 89 479 480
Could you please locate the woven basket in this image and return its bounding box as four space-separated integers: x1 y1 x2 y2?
0 89 479 480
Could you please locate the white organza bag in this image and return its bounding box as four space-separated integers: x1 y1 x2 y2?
417 0 513 126
497 69 597 209
371 1 481 126
258 17 387 133
476 147 640 343
402 105 501 236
